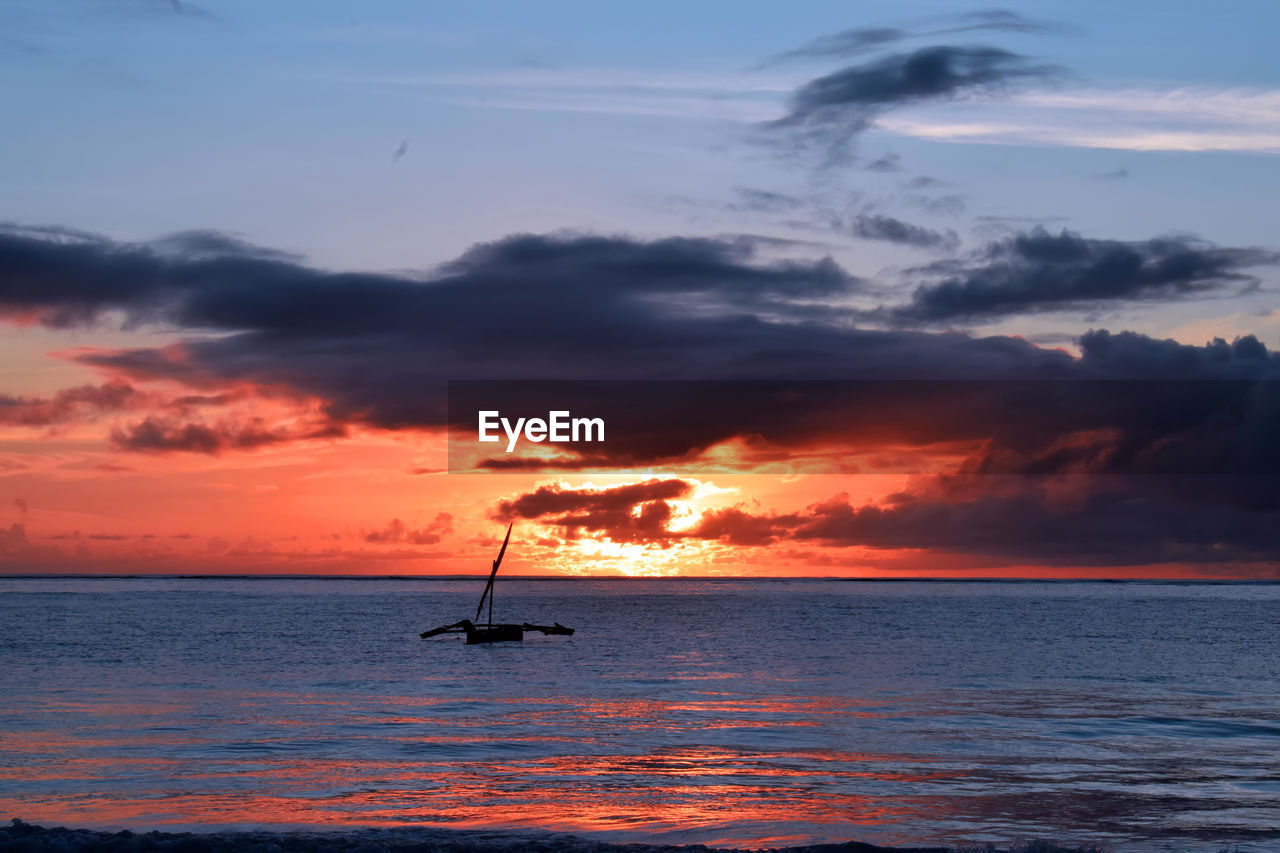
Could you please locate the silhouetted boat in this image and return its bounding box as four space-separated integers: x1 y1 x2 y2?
420 523 574 644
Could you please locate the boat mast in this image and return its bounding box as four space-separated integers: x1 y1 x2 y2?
474 522 512 625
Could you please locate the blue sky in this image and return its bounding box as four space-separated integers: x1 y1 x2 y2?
3 0 1279 344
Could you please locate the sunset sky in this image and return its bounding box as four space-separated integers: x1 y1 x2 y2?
3 0 1279 578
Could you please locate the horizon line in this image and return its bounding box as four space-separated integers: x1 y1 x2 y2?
1 573 1275 584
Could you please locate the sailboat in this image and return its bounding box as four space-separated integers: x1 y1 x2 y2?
419 523 574 644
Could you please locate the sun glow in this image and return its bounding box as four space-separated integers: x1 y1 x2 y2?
572 537 704 577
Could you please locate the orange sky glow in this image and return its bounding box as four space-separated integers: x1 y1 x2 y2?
0 326 1257 580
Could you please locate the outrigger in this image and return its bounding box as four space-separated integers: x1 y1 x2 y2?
420 523 574 644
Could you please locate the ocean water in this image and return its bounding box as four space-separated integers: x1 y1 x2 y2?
1 577 1278 851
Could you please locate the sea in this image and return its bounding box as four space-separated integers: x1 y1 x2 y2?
1 577 1278 852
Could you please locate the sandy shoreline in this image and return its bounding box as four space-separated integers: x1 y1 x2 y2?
0 820 1123 853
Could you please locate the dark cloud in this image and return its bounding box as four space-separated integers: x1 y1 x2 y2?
0 380 261 432
435 232 855 302
492 471 1280 568
494 479 692 542
888 228 1277 324
6 222 1280 496
683 505 780 547
713 185 964 262
755 12 1066 164
760 26 909 67
688 477 1280 567
497 478 690 519
0 523 28 554
365 512 453 545
474 453 629 471
851 214 958 250
757 10 1066 67
0 226 854 337
945 9 1069 36
110 415 345 454
864 153 902 172
727 187 808 214
720 186 959 255
1079 328 1275 377
6 223 1082 432
788 46 1053 109
766 46 1060 164
149 230 303 263
7 223 1280 481
0 380 144 426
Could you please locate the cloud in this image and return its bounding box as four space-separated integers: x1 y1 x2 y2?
5 217 1280 570
6 222 1280 495
682 505 780 546
494 479 693 542
492 469 1280 569
365 512 453 545
0 522 28 553
757 10 1067 67
109 415 345 454
865 152 902 172
0 225 856 334
878 87 1280 153
850 213 958 250
766 45 1061 163
904 193 967 216
0 223 306 328
319 66 788 124
727 187 808 214
713 187 958 255
886 227 1277 324
320 61 1280 156
688 476 1280 568
6 223 1280 480
17 224 1006 438
783 45 1053 113
149 230 303 263
758 26 913 67
0 380 146 426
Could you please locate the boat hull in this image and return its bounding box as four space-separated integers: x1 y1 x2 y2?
464 623 524 644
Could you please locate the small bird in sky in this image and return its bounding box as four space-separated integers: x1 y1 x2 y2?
392 139 410 162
